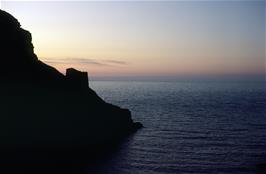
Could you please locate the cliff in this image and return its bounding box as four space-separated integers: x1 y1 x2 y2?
0 10 142 173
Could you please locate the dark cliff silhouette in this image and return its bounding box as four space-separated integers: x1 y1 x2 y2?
0 10 142 174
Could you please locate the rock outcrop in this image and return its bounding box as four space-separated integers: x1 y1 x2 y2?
66 68 89 90
0 10 142 173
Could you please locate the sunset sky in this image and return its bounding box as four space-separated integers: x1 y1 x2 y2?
1 1 265 80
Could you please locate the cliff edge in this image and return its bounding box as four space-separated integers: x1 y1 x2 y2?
0 10 142 173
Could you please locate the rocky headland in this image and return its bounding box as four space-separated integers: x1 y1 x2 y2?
0 10 142 173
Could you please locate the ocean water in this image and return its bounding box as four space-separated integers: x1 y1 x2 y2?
89 81 266 174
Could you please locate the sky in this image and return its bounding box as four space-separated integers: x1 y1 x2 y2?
1 1 265 80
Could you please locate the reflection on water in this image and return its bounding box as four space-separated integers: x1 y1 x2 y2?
89 81 266 174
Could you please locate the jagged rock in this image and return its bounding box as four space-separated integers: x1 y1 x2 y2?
0 10 142 173
66 68 89 89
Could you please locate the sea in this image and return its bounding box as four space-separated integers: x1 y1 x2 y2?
88 81 266 174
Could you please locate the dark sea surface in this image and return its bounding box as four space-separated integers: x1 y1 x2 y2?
89 81 266 174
